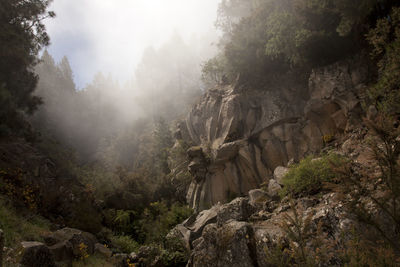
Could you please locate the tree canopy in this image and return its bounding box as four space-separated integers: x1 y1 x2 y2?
202 0 397 88
0 0 54 136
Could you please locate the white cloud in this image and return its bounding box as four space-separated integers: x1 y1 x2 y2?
45 0 219 88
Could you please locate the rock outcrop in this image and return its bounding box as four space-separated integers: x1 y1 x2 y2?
170 189 352 267
14 227 109 266
18 242 56 267
177 55 371 211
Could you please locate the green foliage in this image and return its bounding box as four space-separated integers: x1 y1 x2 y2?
137 201 193 244
68 201 103 234
152 117 174 175
209 0 392 87
0 197 50 247
159 243 190 267
366 6 400 114
280 153 347 197
0 0 54 135
201 55 228 87
110 235 139 254
77 164 116 201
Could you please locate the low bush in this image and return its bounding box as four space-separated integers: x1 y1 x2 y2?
0 198 51 247
139 202 193 244
109 235 139 254
280 153 347 197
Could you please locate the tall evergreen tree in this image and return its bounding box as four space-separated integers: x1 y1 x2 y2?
0 0 54 136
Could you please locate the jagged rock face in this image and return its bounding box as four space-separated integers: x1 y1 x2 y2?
170 192 353 267
178 56 370 211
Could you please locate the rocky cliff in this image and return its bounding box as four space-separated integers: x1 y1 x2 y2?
168 121 390 267
176 55 371 211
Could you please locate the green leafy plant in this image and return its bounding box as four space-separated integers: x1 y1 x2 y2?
280 153 347 197
366 6 400 114
110 235 139 254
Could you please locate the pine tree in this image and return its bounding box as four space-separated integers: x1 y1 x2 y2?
0 0 55 136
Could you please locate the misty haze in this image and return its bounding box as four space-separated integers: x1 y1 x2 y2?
0 0 399 266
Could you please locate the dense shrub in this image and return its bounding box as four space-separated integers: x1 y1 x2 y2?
138 201 193 244
280 153 347 197
366 6 400 115
109 235 139 254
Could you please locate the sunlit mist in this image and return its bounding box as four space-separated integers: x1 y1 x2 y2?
45 0 219 88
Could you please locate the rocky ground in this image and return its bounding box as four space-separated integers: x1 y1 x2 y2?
168 126 385 267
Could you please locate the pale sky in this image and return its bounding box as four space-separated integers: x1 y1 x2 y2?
44 0 219 89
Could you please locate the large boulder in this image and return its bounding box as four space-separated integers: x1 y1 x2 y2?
170 197 257 252
273 166 289 186
217 197 255 225
18 241 56 267
43 227 97 258
188 221 258 267
48 240 73 263
267 179 282 198
248 189 270 207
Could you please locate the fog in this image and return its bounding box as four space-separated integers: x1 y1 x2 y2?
33 1 221 162
45 0 219 88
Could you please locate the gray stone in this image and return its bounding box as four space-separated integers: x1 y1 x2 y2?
248 189 269 206
44 228 97 257
48 240 73 262
94 243 112 258
217 197 255 226
214 141 240 162
268 179 282 198
166 224 192 250
273 166 289 185
188 221 257 267
19 241 56 267
184 204 221 242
